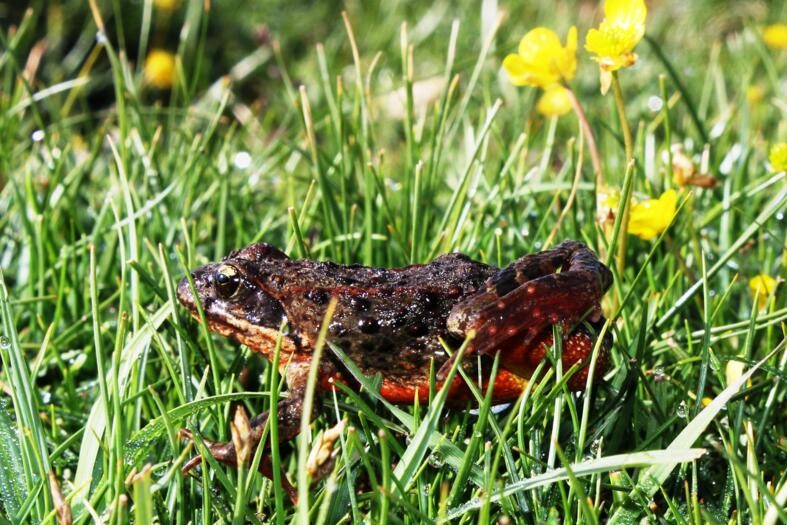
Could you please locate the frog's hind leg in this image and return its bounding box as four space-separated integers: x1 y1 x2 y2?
443 241 612 388
179 361 314 503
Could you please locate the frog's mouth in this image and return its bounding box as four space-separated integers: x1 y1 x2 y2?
185 308 298 357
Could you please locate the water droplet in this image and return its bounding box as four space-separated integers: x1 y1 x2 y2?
427 453 445 468
233 151 252 170
676 400 688 419
776 212 784 221
31 130 45 142
96 31 108 44
647 96 663 112
0 335 10 349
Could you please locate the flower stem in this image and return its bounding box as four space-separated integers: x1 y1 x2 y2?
611 72 634 163
610 71 634 274
565 86 603 187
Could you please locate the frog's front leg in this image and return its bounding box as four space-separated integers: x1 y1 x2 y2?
179 361 314 502
444 241 613 388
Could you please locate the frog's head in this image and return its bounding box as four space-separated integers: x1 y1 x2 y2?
177 243 296 354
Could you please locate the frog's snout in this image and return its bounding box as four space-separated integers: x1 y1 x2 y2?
176 274 196 308
179 267 215 308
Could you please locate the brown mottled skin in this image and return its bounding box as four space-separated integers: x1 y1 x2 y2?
177 240 613 498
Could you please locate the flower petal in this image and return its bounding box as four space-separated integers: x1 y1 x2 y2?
502 54 538 86
769 142 787 172
566 26 578 54
627 189 677 240
518 27 562 58
585 0 646 74
605 0 647 29
748 274 778 310
763 24 787 49
537 85 572 117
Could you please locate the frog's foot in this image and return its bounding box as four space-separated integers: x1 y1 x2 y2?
179 384 308 503
443 241 613 388
179 417 299 503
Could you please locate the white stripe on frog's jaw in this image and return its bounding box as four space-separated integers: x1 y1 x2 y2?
187 309 298 358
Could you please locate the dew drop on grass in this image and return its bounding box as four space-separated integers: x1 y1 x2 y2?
427 453 445 468
676 400 688 419
0 335 10 349
647 96 663 112
31 130 45 142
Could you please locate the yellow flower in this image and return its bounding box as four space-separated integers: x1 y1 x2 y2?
763 24 787 49
746 85 765 105
536 85 572 117
154 0 180 10
144 49 176 89
585 0 647 72
748 274 777 310
627 189 677 240
701 396 713 408
502 27 578 88
769 143 787 172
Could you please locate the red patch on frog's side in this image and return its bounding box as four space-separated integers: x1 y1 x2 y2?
377 369 527 405
499 329 607 391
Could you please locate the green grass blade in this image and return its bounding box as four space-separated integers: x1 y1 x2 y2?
607 343 785 524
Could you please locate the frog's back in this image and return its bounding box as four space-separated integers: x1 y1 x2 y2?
257 252 496 379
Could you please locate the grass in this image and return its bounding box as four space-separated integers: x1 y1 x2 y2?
1 0 786 523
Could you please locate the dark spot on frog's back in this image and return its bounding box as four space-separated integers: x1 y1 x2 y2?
415 290 439 310
350 296 371 312
357 317 380 334
329 321 348 337
304 289 329 305
244 292 286 326
406 320 429 337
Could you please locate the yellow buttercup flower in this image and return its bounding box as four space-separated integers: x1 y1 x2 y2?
585 0 647 72
746 85 765 105
769 143 787 172
502 26 578 88
748 274 778 310
536 85 572 117
627 189 677 240
144 49 177 89
763 24 787 49
154 0 180 10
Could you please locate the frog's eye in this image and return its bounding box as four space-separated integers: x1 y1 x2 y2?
214 264 242 299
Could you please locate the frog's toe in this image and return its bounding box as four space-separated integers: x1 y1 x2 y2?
179 428 239 473
182 454 203 475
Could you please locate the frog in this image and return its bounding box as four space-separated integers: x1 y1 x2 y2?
176 240 613 496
